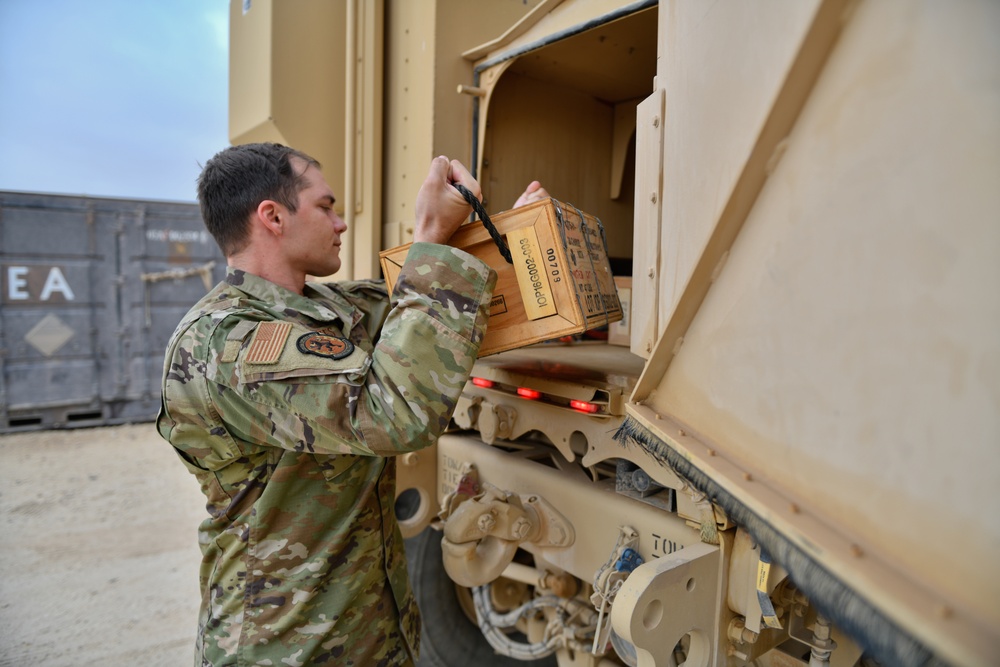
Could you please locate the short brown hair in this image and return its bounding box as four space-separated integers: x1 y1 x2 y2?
197 143 321 256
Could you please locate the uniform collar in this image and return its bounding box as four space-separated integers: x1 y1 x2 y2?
225 267 357 326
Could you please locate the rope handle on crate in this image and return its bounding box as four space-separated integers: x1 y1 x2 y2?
452 183 513 264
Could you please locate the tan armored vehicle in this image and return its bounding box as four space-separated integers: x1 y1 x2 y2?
229 2 1000 665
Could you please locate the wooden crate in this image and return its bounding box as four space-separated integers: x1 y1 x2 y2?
379 198 622 357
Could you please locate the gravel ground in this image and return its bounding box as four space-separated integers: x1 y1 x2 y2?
0 423 205 666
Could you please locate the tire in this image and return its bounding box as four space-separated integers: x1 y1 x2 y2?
405 528 558 667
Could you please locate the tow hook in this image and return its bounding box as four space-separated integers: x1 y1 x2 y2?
439 472 574 587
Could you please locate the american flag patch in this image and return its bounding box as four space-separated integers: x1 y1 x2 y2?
245 321 292 364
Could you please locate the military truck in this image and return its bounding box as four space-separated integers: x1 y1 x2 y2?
228 1 999 665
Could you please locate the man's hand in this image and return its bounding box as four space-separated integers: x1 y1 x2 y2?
513 180 550 208
413 156 480 245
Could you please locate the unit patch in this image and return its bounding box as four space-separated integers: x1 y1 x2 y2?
297 332 355 360
245 321 292 364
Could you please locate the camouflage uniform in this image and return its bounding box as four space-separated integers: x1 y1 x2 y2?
157 242 497 666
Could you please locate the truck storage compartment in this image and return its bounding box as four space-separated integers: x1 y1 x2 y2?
470 1 658 274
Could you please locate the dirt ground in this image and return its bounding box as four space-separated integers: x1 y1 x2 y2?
0 423 205 666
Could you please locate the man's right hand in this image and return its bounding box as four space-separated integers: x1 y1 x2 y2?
413 156 480 245
513 180 550 208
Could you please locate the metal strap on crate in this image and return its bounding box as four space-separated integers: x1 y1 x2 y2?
552 200 587 325
571 202 612 328
552 200 613 328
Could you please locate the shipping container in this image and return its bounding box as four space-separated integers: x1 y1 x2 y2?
0 191 224 432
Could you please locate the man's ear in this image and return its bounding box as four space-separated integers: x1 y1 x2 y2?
256 200 283 237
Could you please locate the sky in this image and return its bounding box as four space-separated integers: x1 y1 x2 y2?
0 0 229 203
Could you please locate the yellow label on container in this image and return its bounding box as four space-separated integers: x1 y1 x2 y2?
508 226 557 320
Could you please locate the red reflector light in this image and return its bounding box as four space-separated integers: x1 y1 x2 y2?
471 377 494 388
570 399 599 413
517 387 541 400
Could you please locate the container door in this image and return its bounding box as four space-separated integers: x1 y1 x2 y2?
0 193 108 429
118 201 226 423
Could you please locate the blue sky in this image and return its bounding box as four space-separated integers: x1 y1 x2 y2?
0 1 229 202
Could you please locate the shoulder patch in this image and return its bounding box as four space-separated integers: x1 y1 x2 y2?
246 321 292 364
227 319 258 341
221 319 258 362
297 332 355 360
240 325 370 382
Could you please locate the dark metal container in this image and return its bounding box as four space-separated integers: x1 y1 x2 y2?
0 191 225 432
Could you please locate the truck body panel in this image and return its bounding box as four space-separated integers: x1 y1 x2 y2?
629 3 999 663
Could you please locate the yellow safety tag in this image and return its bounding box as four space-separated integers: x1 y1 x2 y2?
756 550 783 629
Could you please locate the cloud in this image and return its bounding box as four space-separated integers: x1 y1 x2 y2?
204 5 230 55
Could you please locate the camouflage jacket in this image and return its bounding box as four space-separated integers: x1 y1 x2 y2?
156 242 497 666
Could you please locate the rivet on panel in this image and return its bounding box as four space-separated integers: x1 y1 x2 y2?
743 472 753 482
789 503 800 514
765 137 790 176
678 429 686 437
672 337 684 355
850 544 864 558
711 251 730 283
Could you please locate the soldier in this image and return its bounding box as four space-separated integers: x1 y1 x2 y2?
157 142 518 666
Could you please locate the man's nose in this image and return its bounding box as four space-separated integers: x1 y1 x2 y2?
334 211 348 233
